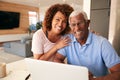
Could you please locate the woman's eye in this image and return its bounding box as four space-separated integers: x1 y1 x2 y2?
63 20 67 24
56 19 60 22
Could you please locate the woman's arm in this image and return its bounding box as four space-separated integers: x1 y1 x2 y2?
33 36 71 61
53 53 65 63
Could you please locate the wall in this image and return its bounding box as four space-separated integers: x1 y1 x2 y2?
0 1 39 35
109 0 120 56
83 0 91 19
90 0 110 39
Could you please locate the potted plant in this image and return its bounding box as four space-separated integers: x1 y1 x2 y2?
36 21 42 30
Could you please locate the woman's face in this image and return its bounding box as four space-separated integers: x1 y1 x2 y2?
51 11 67 34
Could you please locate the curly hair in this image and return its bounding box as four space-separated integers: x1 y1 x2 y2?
43 3 74 35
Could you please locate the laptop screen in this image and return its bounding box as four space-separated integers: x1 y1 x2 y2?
25 58 88 80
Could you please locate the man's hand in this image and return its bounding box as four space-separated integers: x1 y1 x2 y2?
89 71 95 80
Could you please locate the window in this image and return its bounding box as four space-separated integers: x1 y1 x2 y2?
28 11 38 25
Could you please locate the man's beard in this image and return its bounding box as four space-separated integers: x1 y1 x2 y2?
75 31 84 40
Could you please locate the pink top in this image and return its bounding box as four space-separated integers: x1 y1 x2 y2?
31 29 56 61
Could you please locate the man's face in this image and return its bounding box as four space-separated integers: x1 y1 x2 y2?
69 13 89 40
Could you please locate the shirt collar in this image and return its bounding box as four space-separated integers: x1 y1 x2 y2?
72 31 92 45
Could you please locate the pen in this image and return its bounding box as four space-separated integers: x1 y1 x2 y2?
25 74 31 80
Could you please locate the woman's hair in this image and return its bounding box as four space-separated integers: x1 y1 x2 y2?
43 3 74 35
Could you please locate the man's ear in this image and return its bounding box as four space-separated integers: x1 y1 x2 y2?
87 20 90 23
86 20 90 28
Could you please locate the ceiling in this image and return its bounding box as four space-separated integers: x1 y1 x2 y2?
1 0 83 8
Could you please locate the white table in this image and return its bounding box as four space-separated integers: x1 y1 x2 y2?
0 59 31 80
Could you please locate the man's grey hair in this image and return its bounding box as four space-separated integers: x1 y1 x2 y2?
69 10 88 23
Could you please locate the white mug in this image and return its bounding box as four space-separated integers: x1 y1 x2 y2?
0 62 6 78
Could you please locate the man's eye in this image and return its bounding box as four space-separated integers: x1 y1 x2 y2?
71 24 76 26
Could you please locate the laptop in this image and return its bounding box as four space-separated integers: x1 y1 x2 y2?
25 58 88 80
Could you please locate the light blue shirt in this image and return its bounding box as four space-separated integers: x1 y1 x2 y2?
58 32 120 77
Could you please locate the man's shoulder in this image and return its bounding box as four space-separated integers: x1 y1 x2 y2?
92 33 108 43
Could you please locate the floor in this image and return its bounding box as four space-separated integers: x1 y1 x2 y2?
0 47 25 63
